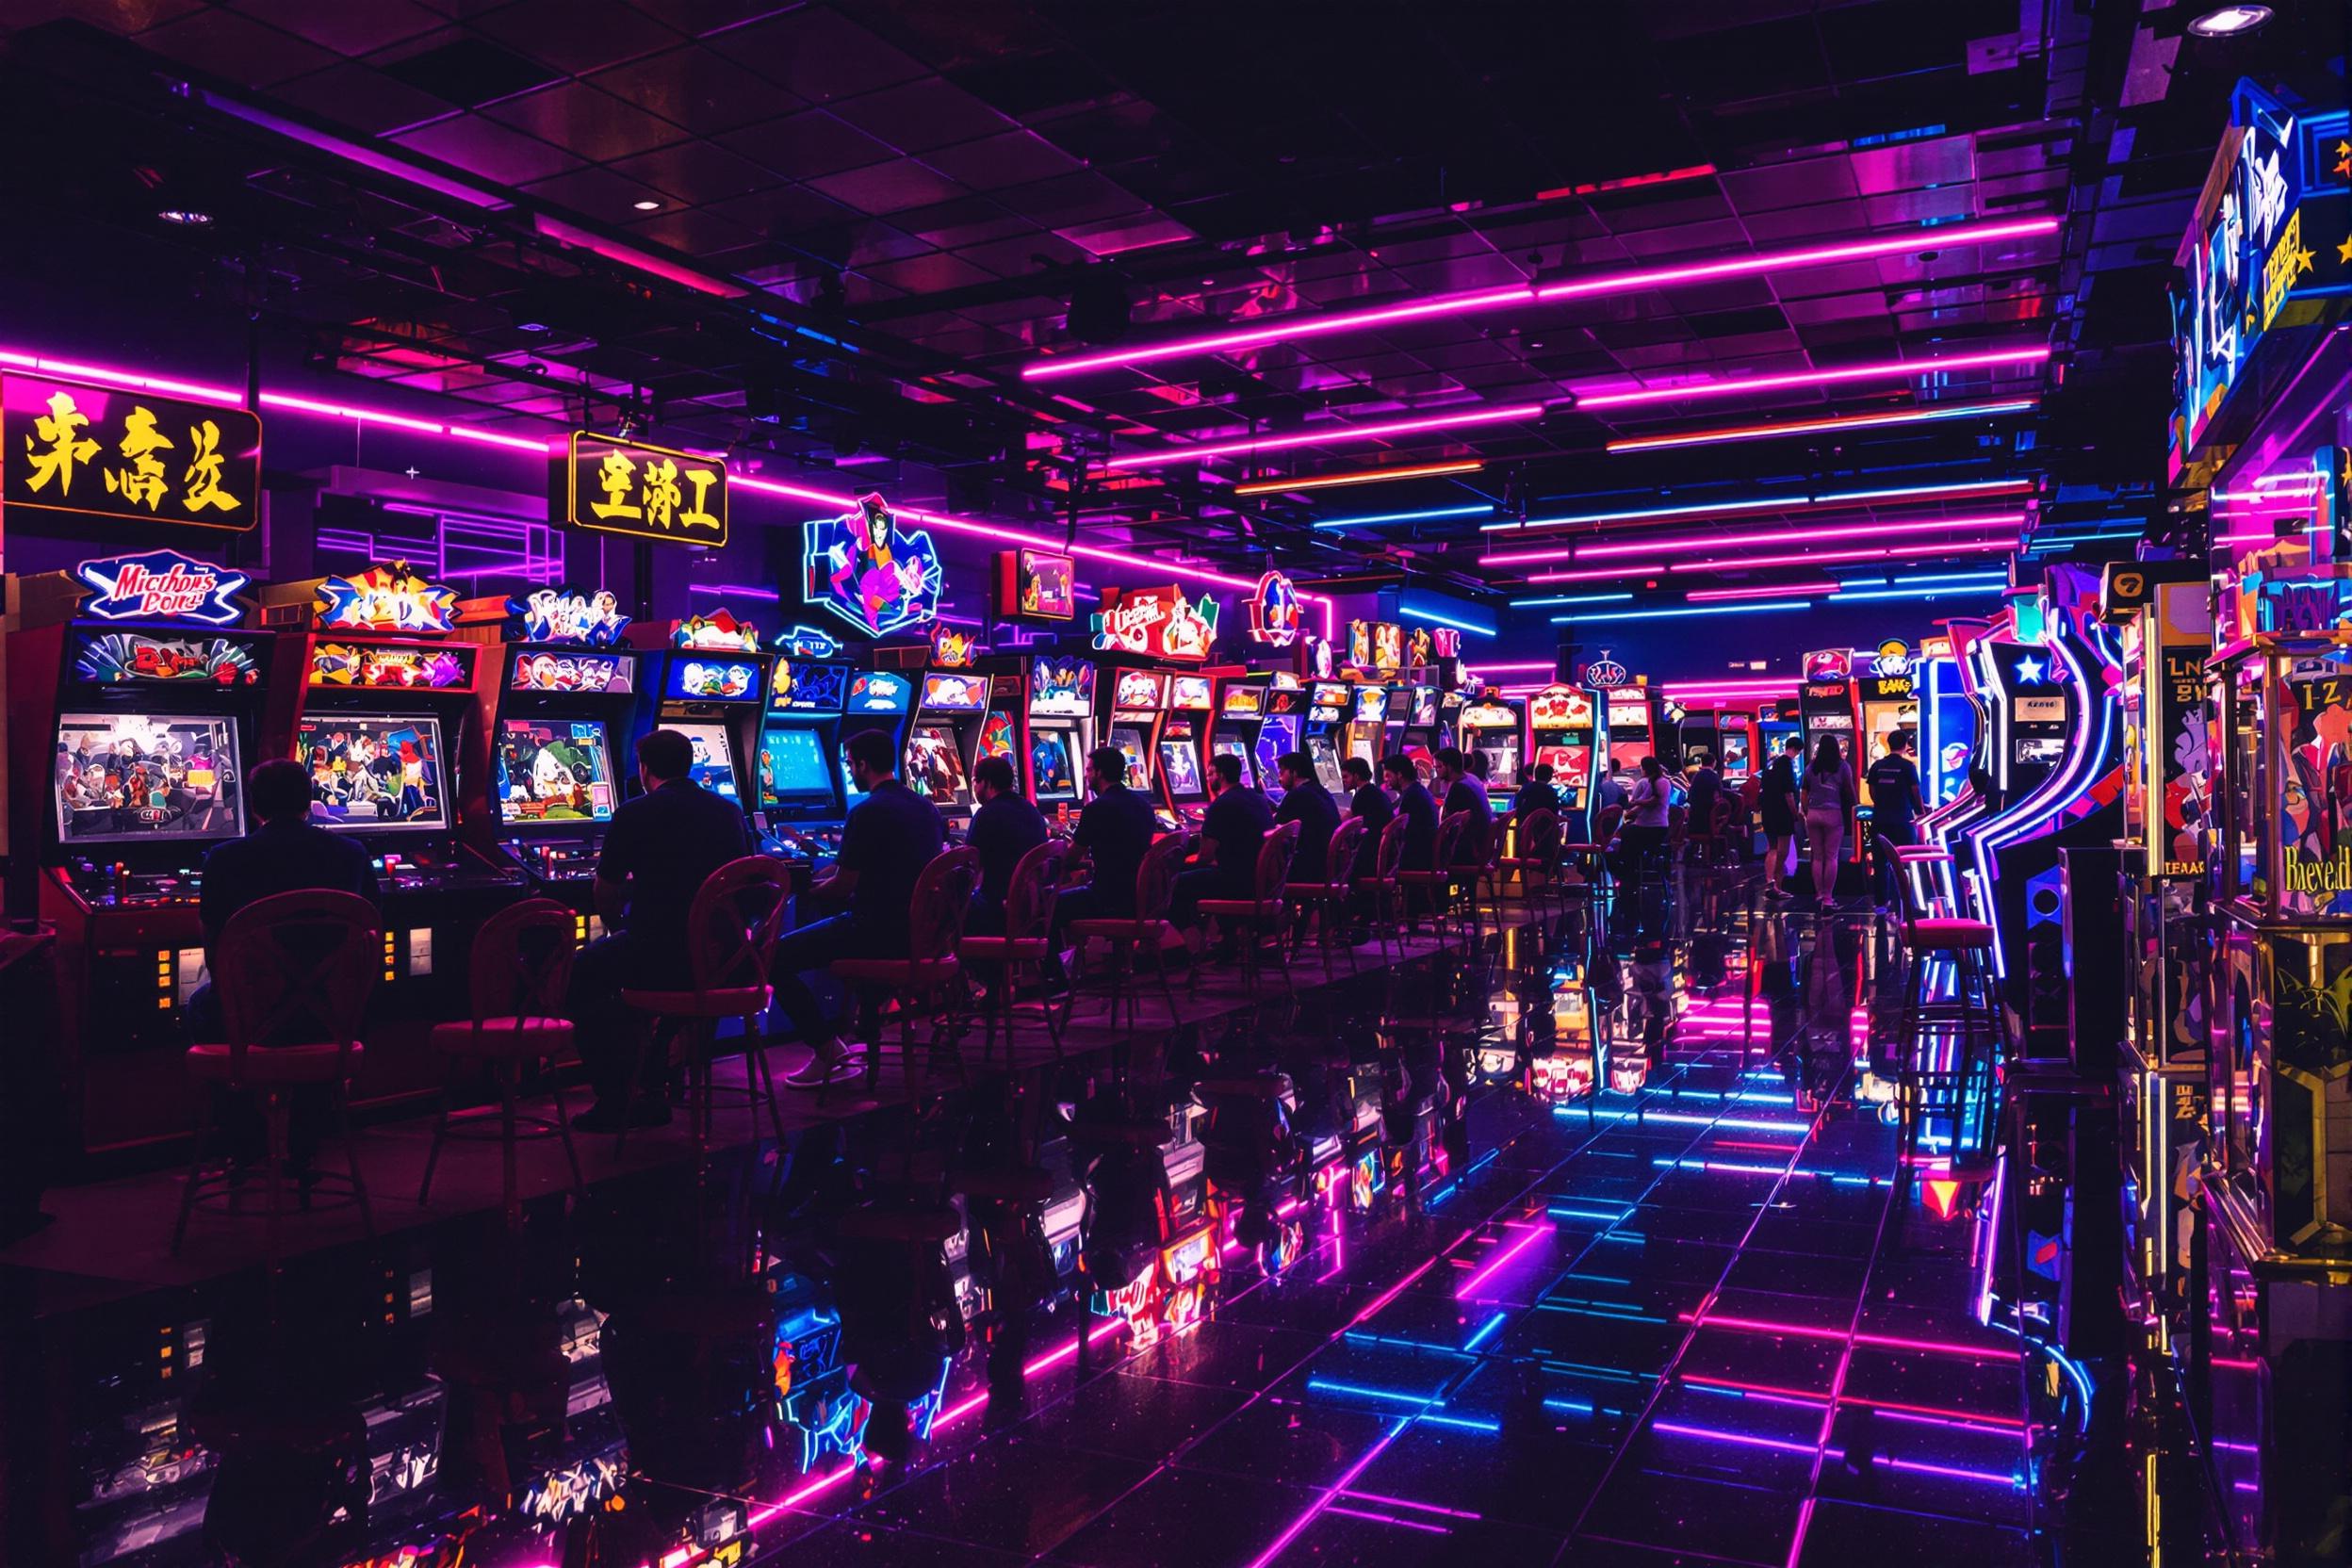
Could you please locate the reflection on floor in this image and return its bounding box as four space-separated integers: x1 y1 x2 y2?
2 875 2074 1568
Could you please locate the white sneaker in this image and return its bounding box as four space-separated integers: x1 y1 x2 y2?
785 1047 863 1088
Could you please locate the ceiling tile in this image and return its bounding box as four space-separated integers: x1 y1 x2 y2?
722 6 929 102
608 138 782 204
588 44 801 134
470 0 684 74
519 162 675 216
918 129 1083 192
485 80 690 161
392 112 583 186
808 158 970 217
270 62 462 136
859 252 998 294
136 6 339 86
628 204 759 253
719 110 897 180
828 76 1016 153
229 0 445 55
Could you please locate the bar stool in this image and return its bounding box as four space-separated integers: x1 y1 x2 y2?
1288 815 1368 979
617 857 793 1154
832 845 982 1098
1353 815 1412 961
173 890 379 1265
957 839 1070 1062
1067 833 1191 1030
1198 820 1302 995
418 898 585 1212
1879 832 2001 1163
1497 808 1561 922
1396 811 1473 949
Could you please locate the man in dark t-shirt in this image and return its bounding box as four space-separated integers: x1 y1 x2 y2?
1055 744 1158 925
1511 762 1560 823
568 727 752 1127
1436 746 1493 867
1864 731 1924 907
1383 754 1439 872
965 753 1049 936
772 727 945 1086
1273 749 1341 882
1171 751 1273 933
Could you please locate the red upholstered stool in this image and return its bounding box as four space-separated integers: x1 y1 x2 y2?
959 839 1070 1062
1497 808 1562 923
618 857 793 1155
418 898 585 1213
831 845 981 1099
1068 833 1191 1030
1394 811 1473 949
1198 821 1302 995
173 890 379 1266
1878 832 2002 1178
1353 813 1411 962
1286 814 1366 980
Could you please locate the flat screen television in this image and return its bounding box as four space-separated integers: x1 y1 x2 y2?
757 725 833 806
1306 734 1342 792
54 711 244 843
1108 725 1151 792
492 716 615 825
301 713 452 831
666 721 743 805
1160 739 1204 800
1255 713 1299 794
1211 736 1253 788
906 724 969 803
1029 727 1079 802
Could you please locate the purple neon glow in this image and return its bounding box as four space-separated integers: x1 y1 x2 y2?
1020 217 2060 380
1339 1490 1485 1521
1567 512 2029 562
1102 402 1546 470
1573 346 2050 410
1323 1505 1449 1535
1454 1223 1548 1299
1245 1418 1412 1568
1651 1424 2020 1487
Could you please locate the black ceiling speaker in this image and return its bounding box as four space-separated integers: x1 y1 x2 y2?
1066 268 1131 344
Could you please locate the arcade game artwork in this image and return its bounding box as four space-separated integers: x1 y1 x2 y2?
54 712 241 841
906 727 970 802
1031 727 1076 797
495 719 618 824
300 714 449 828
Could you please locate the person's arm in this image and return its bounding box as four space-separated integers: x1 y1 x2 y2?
817 802 867 901
1841 766 1858 814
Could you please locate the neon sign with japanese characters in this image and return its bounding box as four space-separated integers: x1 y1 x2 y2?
314 563 460 634
75 549 248 627
505 585 631 646
802 491 943 638
565 433 727 546
4 375 260 530
1091 585 1220 661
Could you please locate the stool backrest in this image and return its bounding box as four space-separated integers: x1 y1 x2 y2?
687 857 795 992
211 890 381 1069
1593 803 1624 841
1517 808 1560 863
1431 810 1471 873
1667 803 1688 849
908 845 983 962
1134 832 1191 922
466 897 577 1027
1372 813 1410 881
1874 833 1926 929
1003 839 1070 941
1323 816 1367 890
1255 820 1302 901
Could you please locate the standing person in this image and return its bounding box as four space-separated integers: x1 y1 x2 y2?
767 727 945 1087
1802 735 1858 905
1512 761 1560 820
568 729 755 1125
1169 751 1274 940
1684 750 1721 850
1864 731 1925 908
1273 750 1341 883
1614 755 1673 878
1434 746 1493 868
1759 736 1803 901
965 754 1048 936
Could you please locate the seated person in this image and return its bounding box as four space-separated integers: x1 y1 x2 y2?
568 728 753 1129
965 754 1049 937
1053 743 1159 930
1383 754 1438 871
767 727 946 1086
1434 746 1494 867
1512 761 1560 820
1341 755 1394 876
1272 749 1341 882
1169 751 1274 938
190 758 382 1170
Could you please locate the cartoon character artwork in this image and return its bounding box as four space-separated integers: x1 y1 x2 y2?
74 632 259 686
803 491 943 637
1032 659 1097 716
313 562 459 634
1247 571 1301 647
930 623 983 668
670 609 762 654
507 586 631 646
299 717 449 828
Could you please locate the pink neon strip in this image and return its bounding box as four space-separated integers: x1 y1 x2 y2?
1523 564 1667 584
1245 1419 1411 1568
1021 217 2059 380
1483 485 2034 562
1685 581 1837 602
1662 538 2013 573
1566 512 2029 562
449 423 555 453
1102 402 1545 470
1323 1505 1450 1535
1573 346 2050 411
1350 1256 1438 1326
1680 1375 2024 1430
1454 1223 1548 1300
1684 1312 2015 1361
1339 1490 1485 1521
1606 399 2038 453
1461 660 1566 673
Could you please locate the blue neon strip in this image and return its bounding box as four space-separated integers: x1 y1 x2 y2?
1543 1397 1597 1414
1547 1206 1633 1224
1464 1312 1509 1351
1398 605 1497 637
1831 582 2008 603
1481 478 2031 532
1313 503 1495 530
1308 1377 1446 1407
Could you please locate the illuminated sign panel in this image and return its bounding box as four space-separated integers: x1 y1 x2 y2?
565 433 727 546
309 641 475 689
803 492 942 637
996 547 1076 621
75 550 248 627
1247 571 1301 645
509 649 635 694
505 585 630 645
1030 659 1096 716
1091 585 1220 661
74 630 261 685
4 374 260 530
314 563 459 634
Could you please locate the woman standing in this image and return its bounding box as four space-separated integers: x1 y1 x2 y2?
1802 736 1857 903
1619 755 1674 877
1758 736 1803 900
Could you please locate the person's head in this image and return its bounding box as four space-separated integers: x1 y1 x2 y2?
845 727 899 792
1531 762 1554 785
247 758 314 826
636 727 694 791
1381 755 1416 791
1343 756 1373 791
1209 751 1244 795
1277 749 1313 792
1640 755 1662 780
1690 749 1710 768
1784 735 1805 757
1086 744 1127 793
1434 746 1466 782
972 754 1016 802
1467 749 1490 780
1890 729 1916 758
1812 735 1841 774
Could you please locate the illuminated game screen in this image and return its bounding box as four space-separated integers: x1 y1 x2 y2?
906 725 969 802
1212 736 1253 788
1483 735 1524 782
979 708 1018 776
758 725 832 804
1030 726 1079 802
1160 739 1204 800
493 717 615 825
1306 734 1342 792
302 713 451 831
55 711 244 843
667 721 743 805
1109 725 1151 791
1256 713 1299 791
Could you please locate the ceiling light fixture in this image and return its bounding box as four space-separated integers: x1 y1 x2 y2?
1507 592 1635 608
1233 460 1484 495
1102 402 1545 470
1566 511 2029 562
1019 216 2062 380
1571 345 2050 412
1479 477 2034 537
632 199 662 210
2187 5 2272 35
1311 502 1495 530
1663 538 2015 573
1512 564 1668 589
157 208 212 226
1605 399 2038 453
1830 578 2009 602
1551 601 1815 625
1685 580 1840 601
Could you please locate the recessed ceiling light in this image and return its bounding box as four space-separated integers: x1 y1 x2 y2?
157 209 211 226
2188 5 2272 35
516 320 548 334
632 199 662 211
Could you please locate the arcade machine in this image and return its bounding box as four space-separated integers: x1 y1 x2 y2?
1758 698 1803 766
903 666 991 829
839 666 917 819
6 553 280 1154
1854 651 1921 849
1341 682 1393 775
1602 680 1664 776
755 656 853 862
1458 689 1526 807
486 599 645 913
1798 650 1867 889
1916 632 1981 810
1022 654 1097 827
1396 682 1444 777
1300 679 1351 793
1160 671 1217 826
1527 682 1602 816
1253 673 1307 799
1683 708 1759 782
1101 664 1180 832
645 612 770 822
1207 670 1268 792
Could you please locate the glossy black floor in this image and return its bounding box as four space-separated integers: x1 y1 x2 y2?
3 874 2080 1568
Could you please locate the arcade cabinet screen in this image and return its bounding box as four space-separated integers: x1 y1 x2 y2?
667 721 743 805
979 709 1018 769
1030 727 1078 802
1211 737 1253 788
1109 726 1151 791
302 714 451 830
664 656 760 702
1306 734 1342 792
55 712 244 843
1256 713 1299 792
758 726 832 805
493 717 615 825
1160 739 1204 799
906 725 970 803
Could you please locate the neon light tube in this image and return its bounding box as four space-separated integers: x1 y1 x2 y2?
1102 402 1545 470
1686 580 1839 601
1456 660 1564 673
1562 512 2028 562
1508 592 1633 607
1663 538 2013 573
1233 460 1482 494
1830 580 2009 602
1517 564 1668 587
1463 1312 1509 1351
1312 503 1495 529
1684 1312 2015 1360
1021 217 2061 380
1606 399 2037 453
1454 1224 1549 1298
1324 1505 1450 1534
1398 606 1497 637
1551 601 1813 624
1572 345 2050 411
1245 1419 1411 1568
1481 478 2035 543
